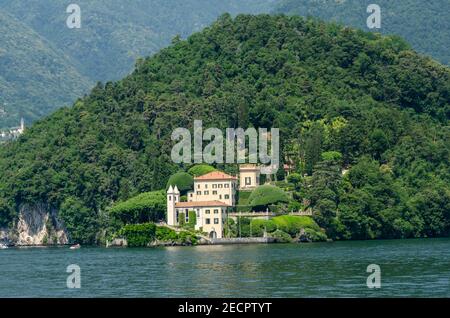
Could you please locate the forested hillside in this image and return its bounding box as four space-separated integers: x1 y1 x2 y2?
0 0 274 128
0 11 91 128
274 0 450 65
0 15 448 243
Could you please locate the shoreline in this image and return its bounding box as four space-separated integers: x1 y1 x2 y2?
3 237 449 249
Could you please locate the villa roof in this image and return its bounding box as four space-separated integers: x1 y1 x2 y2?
194 171 237 181
239 164 260 171
175 200 230 208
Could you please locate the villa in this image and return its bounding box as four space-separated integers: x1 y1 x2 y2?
0 118 25 140
167 165 260 239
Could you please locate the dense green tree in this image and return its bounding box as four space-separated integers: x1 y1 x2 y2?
110 190 166 225
59 197 98 244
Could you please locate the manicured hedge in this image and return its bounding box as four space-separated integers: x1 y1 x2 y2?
166 172 194 194
271 215 320 234
188 164 216 177
110 190 166 224
237 190 252 205
248 185 289 210
249 215 326 241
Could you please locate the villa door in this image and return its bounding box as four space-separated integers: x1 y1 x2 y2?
209 231 217 239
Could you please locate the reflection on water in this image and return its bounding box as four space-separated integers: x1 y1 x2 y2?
0 238 449 297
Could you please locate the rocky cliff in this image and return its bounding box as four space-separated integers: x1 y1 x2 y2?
0 204 68 246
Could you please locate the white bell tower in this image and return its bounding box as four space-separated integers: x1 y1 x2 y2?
167 185 180 226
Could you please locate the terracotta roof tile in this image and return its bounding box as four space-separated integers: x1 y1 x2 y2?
194 171 237 180
175 200 230 208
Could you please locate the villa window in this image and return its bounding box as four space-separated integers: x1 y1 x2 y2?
218 184 223 188
214 218 219 224
213 184 217 189
224 184 229 188
213 191 217 195
245 177 251 185
205 210 210 214
219 195 222 199
214 209 219 214
206 218 211 225
204 191 209 195
205 184 208 189
169 196 172 201
189 193 193 197
225 194 229 199
197 184 200 189
197 191 201 195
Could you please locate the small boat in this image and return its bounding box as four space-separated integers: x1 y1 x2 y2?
69 244 81 250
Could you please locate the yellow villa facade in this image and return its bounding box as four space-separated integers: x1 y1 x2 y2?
167 167 259 239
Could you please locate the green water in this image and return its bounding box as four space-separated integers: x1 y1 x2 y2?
0 238 449 297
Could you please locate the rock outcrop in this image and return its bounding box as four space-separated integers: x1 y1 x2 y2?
0 204 68 246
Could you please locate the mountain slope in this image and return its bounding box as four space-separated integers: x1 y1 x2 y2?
0 12 91 128
0 14 449 243
0 0 275 128
274 0 450 65
0 0 275 82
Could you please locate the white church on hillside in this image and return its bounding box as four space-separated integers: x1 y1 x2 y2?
167 165 261 239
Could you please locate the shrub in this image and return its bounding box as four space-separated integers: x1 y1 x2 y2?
269 230 292 243
188 164 216 177
177 231 198 245
156 226 179 241
303 228 328 242
248 185 289 210
250 219 277 236
178 212 186 227
224 218 236 238
110 190 166 224
287 173 303 186
187 211 196 230
166 172 194 194
120 223 156 247
155 226 198 245
271 215 322 237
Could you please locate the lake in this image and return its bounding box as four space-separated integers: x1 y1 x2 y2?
0 238 449 297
